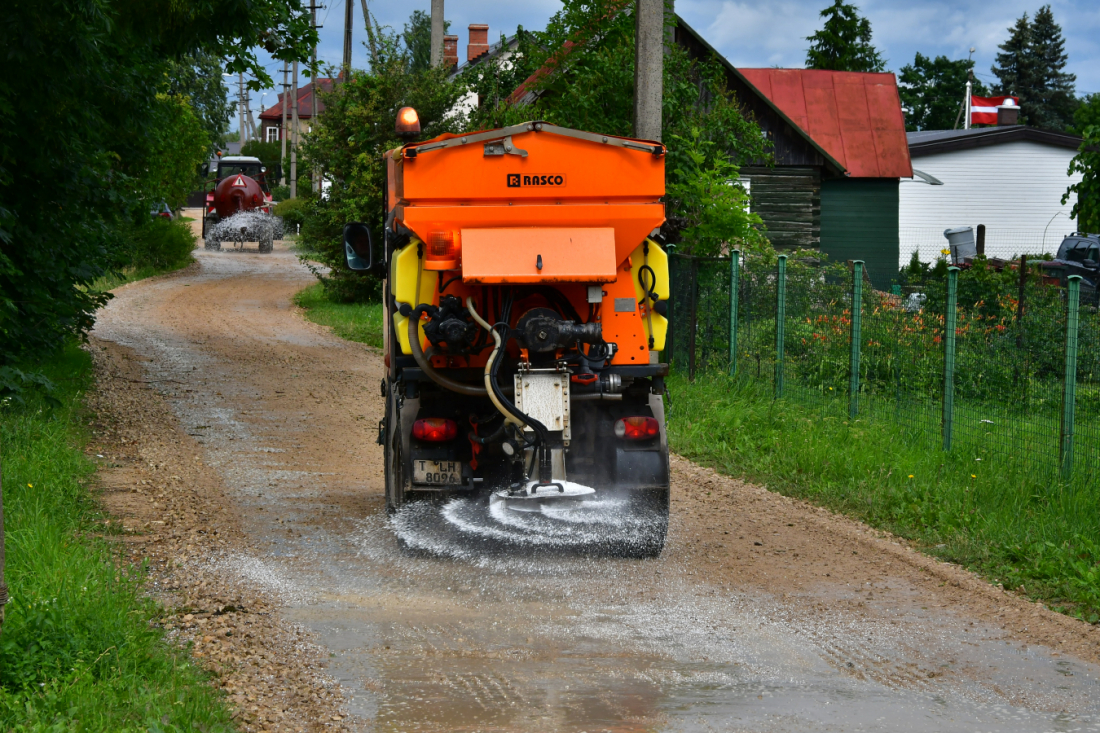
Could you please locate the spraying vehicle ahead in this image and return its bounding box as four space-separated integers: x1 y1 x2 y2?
202 155 278 252
345 111 672 556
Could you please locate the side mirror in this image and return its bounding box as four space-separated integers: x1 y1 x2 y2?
343 223 373 271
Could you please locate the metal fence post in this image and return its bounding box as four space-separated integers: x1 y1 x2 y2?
1060 275 1082 480
849 260 864 418
775 255 787 398
729 250 740 377
942 266 959 451
688 257 698 381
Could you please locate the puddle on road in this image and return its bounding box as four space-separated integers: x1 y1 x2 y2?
94 248 1100 732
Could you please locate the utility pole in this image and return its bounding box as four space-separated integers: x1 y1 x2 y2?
310 0 319 193
343 0 354 72
280 62 289 186
237 72 246 146
633 0 665 141
430 0 444 68
291 60 299 199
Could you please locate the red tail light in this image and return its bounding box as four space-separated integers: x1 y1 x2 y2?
413 418 458 442
424 231 459 270
614 416 659 440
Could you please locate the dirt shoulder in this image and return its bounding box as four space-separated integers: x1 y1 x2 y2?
669 455 1100 669
87 337 354 733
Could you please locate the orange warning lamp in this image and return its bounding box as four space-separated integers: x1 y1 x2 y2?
424 230 459 270
396 106 421 138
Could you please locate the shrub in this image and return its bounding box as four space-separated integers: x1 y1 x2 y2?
274 197 310 232
113 218 196 272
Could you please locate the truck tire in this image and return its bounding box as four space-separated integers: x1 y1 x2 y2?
383 384 406 513
204 237 221 251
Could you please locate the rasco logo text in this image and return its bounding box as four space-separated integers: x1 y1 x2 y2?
506 174 566 188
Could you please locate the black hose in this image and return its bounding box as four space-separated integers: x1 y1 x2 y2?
488 322 551 448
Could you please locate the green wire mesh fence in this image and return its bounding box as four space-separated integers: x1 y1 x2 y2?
667 252 1100 481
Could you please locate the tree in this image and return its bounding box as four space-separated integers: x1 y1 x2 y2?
166 51 235 149
1063 124 1100 234
805 0 885 73
1028 5 1077 131
465 0 770 255
898 53 987 131
299 14 468 301
403 10 451 73
992 6 1077 131
991 12 1033 114
1070 94 1100 136
0 0 316 384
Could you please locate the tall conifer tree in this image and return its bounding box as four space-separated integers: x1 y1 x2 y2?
1028 5 1077 130
805 0 885 73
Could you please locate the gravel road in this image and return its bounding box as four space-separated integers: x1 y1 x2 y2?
88 229 1100 732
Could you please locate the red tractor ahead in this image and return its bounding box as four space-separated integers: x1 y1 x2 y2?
202 155 279 252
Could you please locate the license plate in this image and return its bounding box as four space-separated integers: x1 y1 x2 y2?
413 460 463 485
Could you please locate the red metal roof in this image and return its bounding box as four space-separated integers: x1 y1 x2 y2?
738 69 913 179
259 77 337 121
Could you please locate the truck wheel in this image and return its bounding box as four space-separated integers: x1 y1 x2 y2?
383 385 406 513
204 237 221 252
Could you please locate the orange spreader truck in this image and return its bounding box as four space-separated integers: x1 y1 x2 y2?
344 113 671 555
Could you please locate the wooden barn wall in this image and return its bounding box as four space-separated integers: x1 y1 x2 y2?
672 26 827 169
743 167 820 250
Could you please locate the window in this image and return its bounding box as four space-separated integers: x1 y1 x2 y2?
266 126 280 142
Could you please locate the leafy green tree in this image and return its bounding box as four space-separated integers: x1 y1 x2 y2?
899 53 987 131
466 0 769 254
805 0 885 73
1070 94 1100 136
1063 124 1100 234
141 95 211 209
299 16 468 301
240 140 284 183
992 6 1077 131
0 0 316 381
166 51 234 149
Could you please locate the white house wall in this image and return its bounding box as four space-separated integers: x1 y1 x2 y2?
898 140 1083 266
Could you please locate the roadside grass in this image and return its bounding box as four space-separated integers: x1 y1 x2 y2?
294 283 384 348
0 346 233 730
667 371 1100 623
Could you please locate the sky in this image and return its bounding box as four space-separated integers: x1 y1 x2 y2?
231 0 1100 134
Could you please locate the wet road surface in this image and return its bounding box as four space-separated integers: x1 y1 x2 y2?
92 238 1100 731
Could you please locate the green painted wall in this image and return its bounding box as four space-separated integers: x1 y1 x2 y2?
820 178 899 289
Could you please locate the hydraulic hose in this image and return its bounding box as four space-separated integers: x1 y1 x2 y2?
407 307 487 396
467 297 523 427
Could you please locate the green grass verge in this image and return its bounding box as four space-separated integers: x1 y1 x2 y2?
294 283 384 348
667 371 1100 623
0 345 233 731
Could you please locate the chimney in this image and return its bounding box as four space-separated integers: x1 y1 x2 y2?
443 35 459 69
468 24 489 63
997 99 1020 126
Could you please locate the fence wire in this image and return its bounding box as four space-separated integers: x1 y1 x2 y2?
667 252 1099 482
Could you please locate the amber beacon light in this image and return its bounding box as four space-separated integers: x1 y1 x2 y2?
396 106 421 137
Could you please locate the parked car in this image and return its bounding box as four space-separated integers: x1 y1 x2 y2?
150 201 174 219
1038 233 1100 291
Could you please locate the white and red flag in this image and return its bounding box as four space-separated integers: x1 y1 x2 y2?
970 95 1019 125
